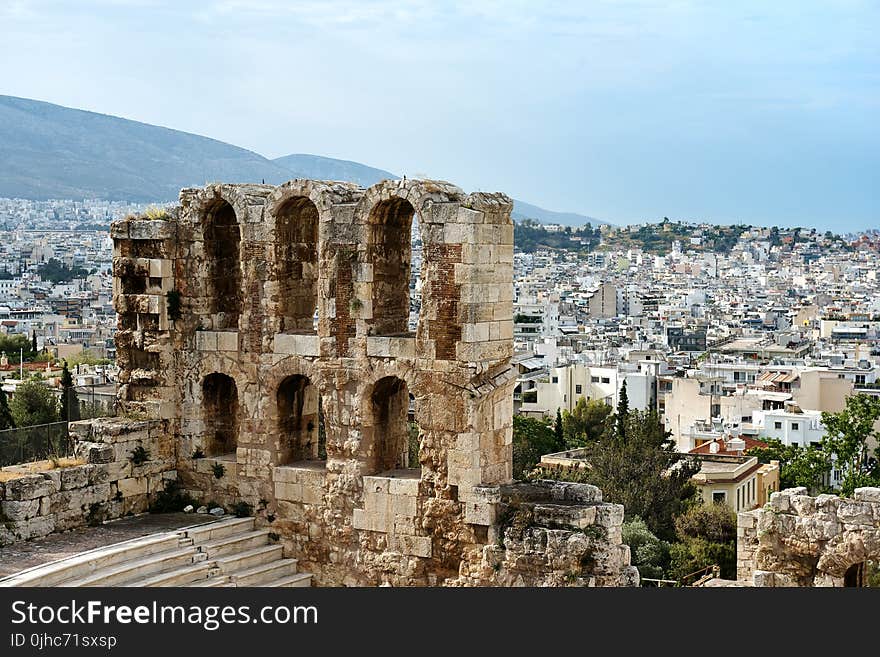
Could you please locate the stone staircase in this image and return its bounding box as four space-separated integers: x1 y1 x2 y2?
0 517 312 588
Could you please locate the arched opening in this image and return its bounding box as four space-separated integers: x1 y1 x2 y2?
274 197 319 332
277 375 325 464
370 376 420 473
202 373 238 457
844 562 865 587
367 198 419 336
203 199 241 330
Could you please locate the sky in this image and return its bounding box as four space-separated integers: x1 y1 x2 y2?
1 0 878 231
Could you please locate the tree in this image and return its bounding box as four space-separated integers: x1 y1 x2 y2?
0 390 14 430
562 398 612 447
622 517 669 580
667 503 737 581
747 438 832 493
616 380 629 441
31 330 37 354
821 394 880 496
59 362 80 422
0 333 36 363
9 379 59 428
512 415 559 480
554 408 564 451
581 408 699 541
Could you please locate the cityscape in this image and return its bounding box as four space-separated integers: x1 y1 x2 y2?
0 1 878 609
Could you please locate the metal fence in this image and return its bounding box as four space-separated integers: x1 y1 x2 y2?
0 384 118 468
0 422 73 467
56 384 119 422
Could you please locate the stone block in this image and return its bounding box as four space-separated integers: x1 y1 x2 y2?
116 477 148 498
366 337 392 357
301 485 323 505
769 492 791 513
275 482 303 502
5 474 58 500
84 443 114 464
196 330 217 351
363 476 390 495
837 502 874 525
6 515 55 542
273 466 303 484
61 465 94 490
389 477 419 497
216 331 238 351
853 487 880 504
464 501 496 526
394 534 432 558
1 499 42 521
392 494 417 517
352 508 369 531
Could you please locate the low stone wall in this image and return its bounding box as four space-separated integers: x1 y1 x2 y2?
452 481 639 587
737 486 880 587
0 418 177 547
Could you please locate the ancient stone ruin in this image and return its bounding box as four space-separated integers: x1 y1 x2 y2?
736 486 880 586
98 178 639 586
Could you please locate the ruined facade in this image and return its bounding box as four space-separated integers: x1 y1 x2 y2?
736 486 880 586
109 178 638 586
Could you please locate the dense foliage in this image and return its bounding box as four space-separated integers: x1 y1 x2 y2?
747 394 880 496
561 398 612 447
37 258 89 283
9 379 59 427
512 415 563 479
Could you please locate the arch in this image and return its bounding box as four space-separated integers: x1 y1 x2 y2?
277 374 325 464
202 373 239 457
368 376 420 473
366 197 417 336
844 562 864 587
202 198 242 330
272 196 319 332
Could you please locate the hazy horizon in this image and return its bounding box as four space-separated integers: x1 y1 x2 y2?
1 1 878 231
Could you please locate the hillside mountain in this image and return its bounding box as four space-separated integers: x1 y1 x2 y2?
511 199 609 226
273 154 396 187
0 94 611 224
0 95 295 202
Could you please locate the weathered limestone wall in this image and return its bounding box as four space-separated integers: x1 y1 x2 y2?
108 178 637 587
453 481 639 587
0 419 176 546
737 486 880 587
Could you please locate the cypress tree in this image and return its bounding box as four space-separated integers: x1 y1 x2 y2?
554 408 564 451
616 380 629 442
60 362 80 422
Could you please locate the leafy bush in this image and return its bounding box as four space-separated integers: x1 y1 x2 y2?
212 462 226 479
149 481 198 514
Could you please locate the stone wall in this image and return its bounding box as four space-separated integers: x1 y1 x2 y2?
106 177 637 587
453 481 639 587
737 486 880 586
0 419 177 547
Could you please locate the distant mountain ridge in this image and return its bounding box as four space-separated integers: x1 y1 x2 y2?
0 94 607 224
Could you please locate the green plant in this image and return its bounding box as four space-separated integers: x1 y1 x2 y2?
212 462 226 479
166 289 183 321
114 490 123 502
130 445 150 465
144 205 169 220
191 447 205 459
149 481 198 514
268 532 280 542
232 501 253 518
